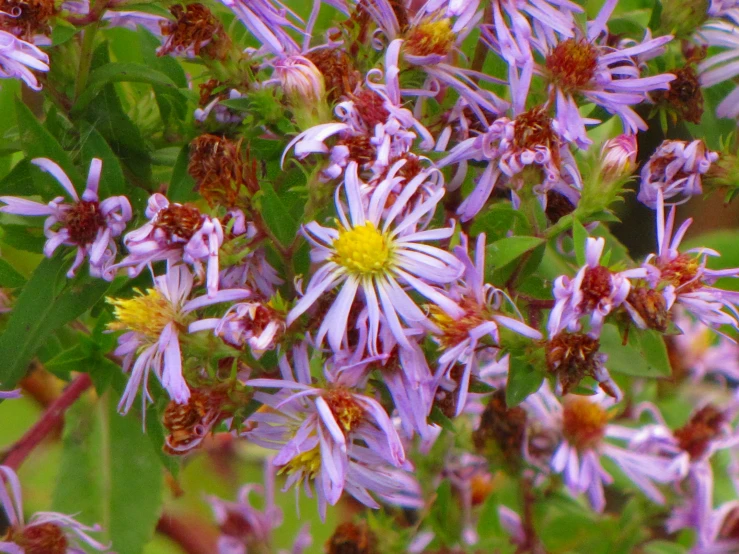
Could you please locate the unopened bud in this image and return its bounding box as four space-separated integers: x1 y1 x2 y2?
273 56 330 129
600 134 637 182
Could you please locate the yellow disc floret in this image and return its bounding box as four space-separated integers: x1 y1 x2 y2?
279 445 322 480
107 289 181 339
405 18 456 58
333 222 393 277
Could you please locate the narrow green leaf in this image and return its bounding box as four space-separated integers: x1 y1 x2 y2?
0 258 25 287
487 236 544 270
470 203 527 242
259 181 301 246
73 62 185 112
53 393 164 554
599 324 672 378
168 145 198 203
0 255 110 389
506 356 544 406
572 218 588 266
79 122 128 197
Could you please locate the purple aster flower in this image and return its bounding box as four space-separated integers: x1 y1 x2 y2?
548 237 647 338
709 0 739 22
670 309 739 383
522 383 682 511
284 42 435 180
600 133 638 182
697 21 739 119
535 0 674 148
286 160 464 355
432 234 542 416
115 193 225 297
107 264 250 414
244 345 421 519
206 461 312 554
638 139 718 208
437 105 582 221
218 0 303 56
0 158 132 279
190 300 285 358
637 190 739 332
219 247 283 298
0 465 110 553
0 30 48 90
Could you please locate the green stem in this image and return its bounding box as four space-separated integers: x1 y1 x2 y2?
74 21 101 101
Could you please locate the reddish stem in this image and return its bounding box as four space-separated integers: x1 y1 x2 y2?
156 512 219 554
2 373 92 470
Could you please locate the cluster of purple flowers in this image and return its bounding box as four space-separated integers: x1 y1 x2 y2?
4 0 739 550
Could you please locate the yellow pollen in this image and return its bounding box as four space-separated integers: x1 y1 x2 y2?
562 397 609 450
405 18 456 58
107 289 180 339
279 445 322 479
333 223 393 277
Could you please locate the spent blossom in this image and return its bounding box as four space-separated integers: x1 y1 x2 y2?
0 158 132 279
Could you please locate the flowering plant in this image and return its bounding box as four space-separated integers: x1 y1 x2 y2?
1 0 739 551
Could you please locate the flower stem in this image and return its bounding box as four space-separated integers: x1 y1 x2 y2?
2 373 92 470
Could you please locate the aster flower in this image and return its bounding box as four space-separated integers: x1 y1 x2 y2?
600 134 638 182
534 0 674 148
669 309 739 383
0 158 132 279
0 29 48 90
244 344 421 518
115 193 224 297
522 383 682 511
697 21 739 119
218 0 303 56
286 160 464 355
107 264 250 414
638 139 718 208
636 190 739 332
432 234 542 416
437 105 582 220
0 465 110 553
206 462 312 554
190 300 286 358
219 247 283 298
548 237 647 338
0 388 20 399
283 42 435 180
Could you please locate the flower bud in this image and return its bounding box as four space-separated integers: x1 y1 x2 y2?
600 134 637 183
273 56 330 129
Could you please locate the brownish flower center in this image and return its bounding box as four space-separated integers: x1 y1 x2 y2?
324 388 364 433
64 200 105 245
674 404 725 460
12 523 68 554
0 0 56 38
546 39 599 91
155 203 204 241
189 134 256 207
162 388 223 455
579 265 613 312
546 332 602 395
562 396 608 450
654 65 704 125
352 89 390 129
305 48 361 104
473 389 528 469
659 253 701 292
326 521 378 554
512 106 559 152
404 19 455 58
626 286 669 332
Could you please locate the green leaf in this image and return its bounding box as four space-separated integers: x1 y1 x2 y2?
487 236 544 270
428 480 459 545
642 541 688 554
0 255 110 389
0 258 25 287
573 218 588 266
599 324 672 378
79 122 128 197
16 98 84 195
138 29 189 124
168 145 198 203
53 393 164 554
0 159 35 196
506 356 544 406
469 203 527 241
259 180 302 246
73 62 185 112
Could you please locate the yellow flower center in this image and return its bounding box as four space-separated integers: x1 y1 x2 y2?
333 222 393 277
562 397 609 451
405 18 456 58
279 445 322 480
107 289 181 339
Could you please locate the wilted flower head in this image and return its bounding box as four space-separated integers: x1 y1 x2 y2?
158 3 231 59
638 140 718 208
0 465 110 553
0 158 132 279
